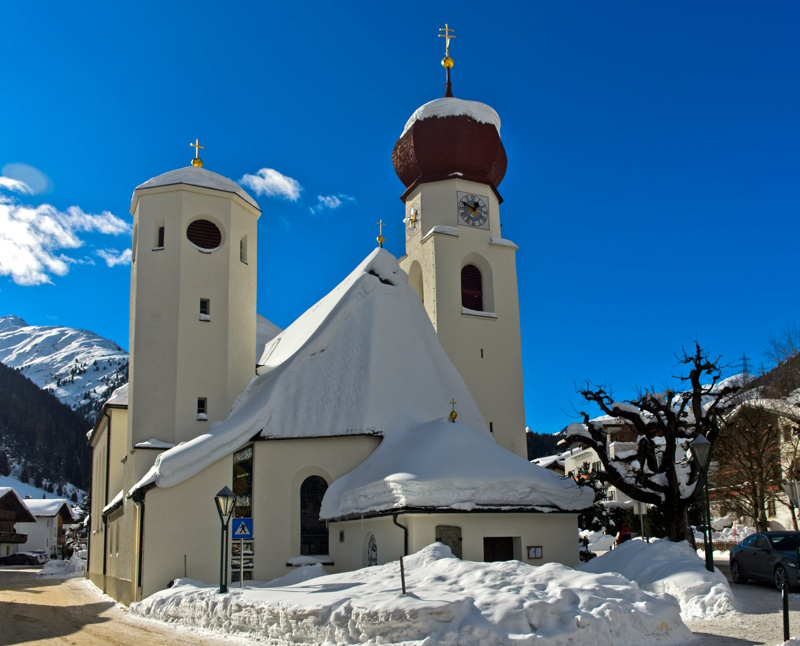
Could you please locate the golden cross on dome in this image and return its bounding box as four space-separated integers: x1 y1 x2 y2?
438 23 455 98
376 219 386 248
449 398 458 423
190 138 205 168
438 23 455 57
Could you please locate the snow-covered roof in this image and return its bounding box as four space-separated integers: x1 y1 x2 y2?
322 417 592 519
130 249 589 512
256 314 281 363
402 98 501 137
134 439 176 450
105 383 128 407
23 498 76 521
102 490 124 516
0 487 37 522
133 166 259 210
131 249 487 494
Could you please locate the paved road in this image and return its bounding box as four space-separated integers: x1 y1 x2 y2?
685 561 800 645
0 567 255 646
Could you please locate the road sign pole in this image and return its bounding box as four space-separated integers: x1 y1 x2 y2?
240 538 244 589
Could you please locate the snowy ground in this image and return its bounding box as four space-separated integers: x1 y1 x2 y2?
133 543 690 645
39 554 86 578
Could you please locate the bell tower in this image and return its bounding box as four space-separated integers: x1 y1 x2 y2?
127 144 260 449
394 28 526 458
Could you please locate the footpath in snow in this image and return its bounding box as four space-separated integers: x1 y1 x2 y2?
133 543 691 645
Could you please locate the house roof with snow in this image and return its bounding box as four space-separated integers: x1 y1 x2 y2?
22 498 76 522
130 249 592 512
0 487 37 523
132 166 259 210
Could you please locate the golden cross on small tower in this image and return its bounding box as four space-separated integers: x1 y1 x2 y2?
190 138 205 168
438 23 455 98
376 219 386 248
449 398 458 423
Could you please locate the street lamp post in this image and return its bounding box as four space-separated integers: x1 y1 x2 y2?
214 486 237 594
691 434 714 573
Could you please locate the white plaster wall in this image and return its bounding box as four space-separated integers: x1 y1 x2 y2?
128 184 259 449
400 179 526 458
329 516 405 571
249 436 382 582
17 517 56 555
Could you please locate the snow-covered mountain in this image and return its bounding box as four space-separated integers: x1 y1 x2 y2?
0 315 128 424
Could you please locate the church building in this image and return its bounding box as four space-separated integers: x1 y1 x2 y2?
87 35 592 605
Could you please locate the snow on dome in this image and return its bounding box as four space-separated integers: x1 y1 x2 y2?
322 417 593 519
402 97 501 137
133 166 259 210
131 248 488 494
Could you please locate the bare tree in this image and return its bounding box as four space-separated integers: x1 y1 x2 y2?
565 342 738 544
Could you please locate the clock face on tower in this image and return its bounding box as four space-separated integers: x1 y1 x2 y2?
457 191 489 229
405 198 421 240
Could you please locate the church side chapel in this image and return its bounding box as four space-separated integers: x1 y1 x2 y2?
87 26 592 604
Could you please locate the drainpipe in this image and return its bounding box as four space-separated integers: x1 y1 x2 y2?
392 513 408 556
102 412 111 583
136 499 145 599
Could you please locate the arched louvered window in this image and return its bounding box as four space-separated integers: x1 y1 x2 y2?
300 476 329 556
461 264 483 311
186 219 222 250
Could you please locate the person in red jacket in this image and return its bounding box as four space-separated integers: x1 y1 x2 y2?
617 522 632 545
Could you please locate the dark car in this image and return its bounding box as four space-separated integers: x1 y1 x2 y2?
730 531 800 590
0 552 40 566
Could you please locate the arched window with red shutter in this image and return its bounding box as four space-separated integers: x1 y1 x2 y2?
461 264 483 311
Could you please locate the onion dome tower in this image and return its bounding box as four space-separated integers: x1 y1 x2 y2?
394 26 527 459
127 141 260 449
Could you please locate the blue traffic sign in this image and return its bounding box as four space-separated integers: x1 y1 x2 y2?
232 517 254 539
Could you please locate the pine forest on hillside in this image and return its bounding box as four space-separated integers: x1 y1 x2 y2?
0 361 91 495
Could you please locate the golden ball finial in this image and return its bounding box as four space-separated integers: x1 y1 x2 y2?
449 410 458 422
191 157 204 168
441 55 454 69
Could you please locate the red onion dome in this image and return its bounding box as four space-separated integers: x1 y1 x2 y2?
392 98 507 200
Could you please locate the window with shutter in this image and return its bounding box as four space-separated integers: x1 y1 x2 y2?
186 219 222 250
461 265 483 311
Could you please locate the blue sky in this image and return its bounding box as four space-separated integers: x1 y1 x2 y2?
1 2 799 433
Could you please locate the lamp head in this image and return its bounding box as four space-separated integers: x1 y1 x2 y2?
214 486 237 523
691 434 712 469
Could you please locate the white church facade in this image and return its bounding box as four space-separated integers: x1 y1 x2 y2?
87 67 592 605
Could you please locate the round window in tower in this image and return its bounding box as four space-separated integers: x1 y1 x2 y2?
186 219 222 251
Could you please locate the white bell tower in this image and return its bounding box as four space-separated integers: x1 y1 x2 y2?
394 38 527 458
127 145 260 448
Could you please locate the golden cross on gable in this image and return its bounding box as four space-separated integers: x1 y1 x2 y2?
438 23 455 56
376 219 386 248
190 138 205 167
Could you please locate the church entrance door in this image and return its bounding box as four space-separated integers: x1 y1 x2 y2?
435 525 462 559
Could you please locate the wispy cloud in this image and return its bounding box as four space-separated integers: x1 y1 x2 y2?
239 168 302 201
2 163 50 195
310 193 356 215
97 248 132 267
0 177 33 194
0 195 131 286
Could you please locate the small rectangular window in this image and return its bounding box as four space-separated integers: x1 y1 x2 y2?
199 299 210 321
197 397 208 420
154 221 165 250
240 235 248 264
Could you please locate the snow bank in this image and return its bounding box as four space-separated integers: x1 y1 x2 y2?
40 554 85 578
580 539 736 620
133 544 689 645
402 97 501 136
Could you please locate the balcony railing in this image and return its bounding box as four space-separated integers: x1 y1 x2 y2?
0 531 28 544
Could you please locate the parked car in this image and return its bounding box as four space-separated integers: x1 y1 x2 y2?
0 552 40 566
28 550 49 564
730 531 800 590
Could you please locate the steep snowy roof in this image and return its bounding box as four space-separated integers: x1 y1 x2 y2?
133 166 259 210
0 487 37 522
23 498 75 520
402 98 501 137
256 314 281 361
131 249 589 512
322 418 593 518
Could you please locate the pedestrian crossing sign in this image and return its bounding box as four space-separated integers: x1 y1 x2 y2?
232 517 254 539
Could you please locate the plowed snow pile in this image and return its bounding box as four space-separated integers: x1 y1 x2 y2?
579 539 736 620
132 544 690 645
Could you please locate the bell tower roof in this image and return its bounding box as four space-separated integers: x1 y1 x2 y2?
131 165 259 213
392 97 507 200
